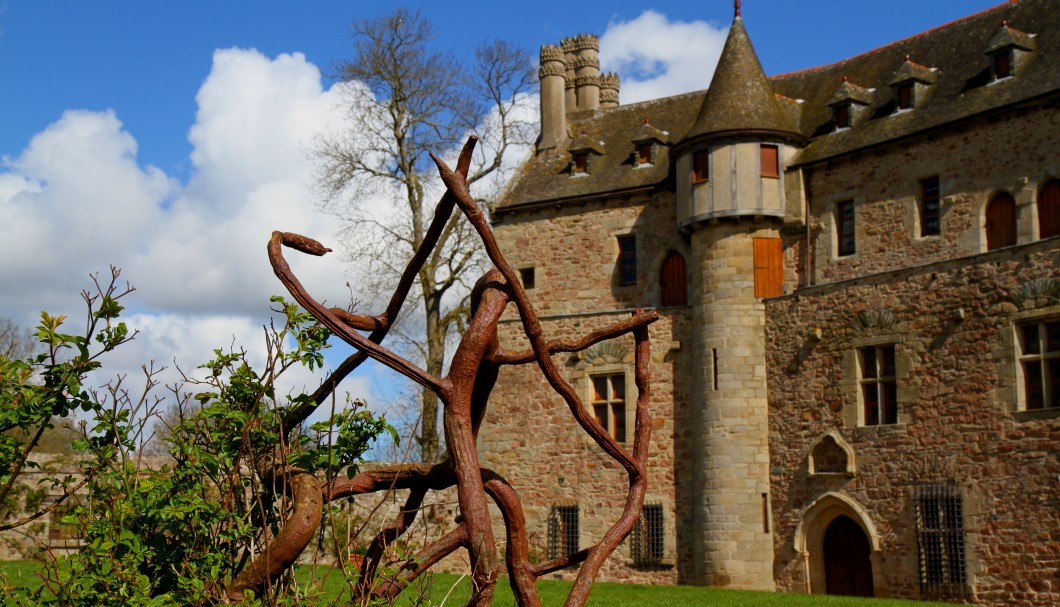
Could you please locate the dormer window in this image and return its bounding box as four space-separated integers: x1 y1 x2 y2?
574 153 588 174
985 20 1037 83
889 56 936 114
827 77 872 131
834 103 850 129
636 142 652 166
993 48 1013 79
896 82 914 110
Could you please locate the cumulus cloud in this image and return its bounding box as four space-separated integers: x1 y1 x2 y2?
600 10 728 104
0 48 374 414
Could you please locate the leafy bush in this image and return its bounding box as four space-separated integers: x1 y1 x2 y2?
0 269 394 606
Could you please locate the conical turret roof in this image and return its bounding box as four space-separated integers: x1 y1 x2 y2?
683 15 798 143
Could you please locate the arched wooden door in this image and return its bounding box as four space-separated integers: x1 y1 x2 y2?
1039 179 1060 239
823 515 875 597
986 192 1017 250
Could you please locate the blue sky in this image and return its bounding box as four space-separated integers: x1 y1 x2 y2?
1 1 1004 178
0 0 1008 428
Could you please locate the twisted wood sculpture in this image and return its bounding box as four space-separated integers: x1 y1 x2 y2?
236 137 658 606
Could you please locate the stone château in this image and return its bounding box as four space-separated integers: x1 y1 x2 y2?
480 1 1060 604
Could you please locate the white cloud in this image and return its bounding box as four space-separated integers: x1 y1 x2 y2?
599 10 728 104
0 48 374 414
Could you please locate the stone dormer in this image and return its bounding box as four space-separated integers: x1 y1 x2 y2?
888 55 938 111
827 77 874 130
986 19 1037 79
631 118 670 167
568 131 605 176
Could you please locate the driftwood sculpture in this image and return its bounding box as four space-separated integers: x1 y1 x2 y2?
240 137 659 606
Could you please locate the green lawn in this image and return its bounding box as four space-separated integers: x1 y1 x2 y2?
3 561 953 607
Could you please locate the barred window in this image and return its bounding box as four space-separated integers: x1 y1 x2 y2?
48 499 78 542
548 505 579 560
914 484 968 598
859 344 898 425
836 200 856 256
631 503 664 565
1018 318 1060 410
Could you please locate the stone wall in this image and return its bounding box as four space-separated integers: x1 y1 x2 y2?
765 238 1060 606
483 191 695 584
804 100 1060 286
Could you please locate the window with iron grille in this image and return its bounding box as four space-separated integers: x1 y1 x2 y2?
547 505 579 560
631 503 665 565
859 344 898 425
590 374 627 442
914 484 968 598
1017 318 1060 410
617 235 637 286
919 176 941 237
48 498 79 542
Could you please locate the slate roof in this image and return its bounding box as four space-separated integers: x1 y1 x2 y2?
496 0 1059 213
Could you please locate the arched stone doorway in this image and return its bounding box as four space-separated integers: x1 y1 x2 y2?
823 515 874 596
794 492 884 597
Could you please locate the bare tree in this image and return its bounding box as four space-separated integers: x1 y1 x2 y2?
314 8 535 463
0 318 34 360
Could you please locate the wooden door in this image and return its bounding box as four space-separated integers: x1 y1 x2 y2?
659 251 687 306
986 192 1017 250
1039 179 1060 239
824 515 875 597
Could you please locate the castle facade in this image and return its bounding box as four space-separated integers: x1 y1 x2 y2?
480 1 1060 604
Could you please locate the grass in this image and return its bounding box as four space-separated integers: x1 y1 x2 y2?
3 560 953 607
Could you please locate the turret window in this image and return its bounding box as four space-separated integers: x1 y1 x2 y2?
692 150 709 184
760 145 779 178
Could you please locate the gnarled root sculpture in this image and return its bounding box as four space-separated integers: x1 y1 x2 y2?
228 137 658 606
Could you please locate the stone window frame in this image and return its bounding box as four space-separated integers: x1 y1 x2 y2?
828 195 858 259
580 362 633 444
997 304 1060 420
841 334 912 430
616 233 637 287
917 175 942 238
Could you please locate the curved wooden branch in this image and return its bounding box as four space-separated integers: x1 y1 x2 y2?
226 465 323 602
